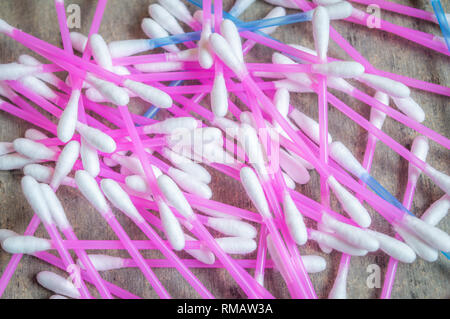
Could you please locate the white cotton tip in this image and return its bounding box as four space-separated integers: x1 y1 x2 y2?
85 74 129 106
51 140 80 189
0 63 40 81
70 32 88 52
149 4 184 35
359 73 410 98
408 135 429 185
209 33 246 77
0 229 18 242
123 79 172 109
239 124 268 177
321 214 379 251
40 184 71 230
78 254 125 271
230 0 257 17
421 195 450 226
313 6 330 62
57 90 80 144
90 34 113 71
260 6 287 35
134 61 183 73
157 174 195 219
327 176 372 227
312 61 365 78
13 138 56 161
24 164 53 184
162 148 211 184
309 229 368 256
184 234 216 265
2 236 52 254
313 0 341 5
394 224 438 262
108 39 152 58
262 0 297 9
211 73 229 118
279 149 310 185
80 139 100 178
283 192 307 245
220 19 244 63
289 109 332 145
198 22 214 70
75 170 110 215
274 88 290 119
0 153 37 170
100 179 145 223
271 53 314 89
330 141 367 177
141 18 179 53
317 222 333 253
36 271 80 299
283 172 296 189
21 176 53 224
328 265 348 299
369 92 389 130
392 96 425 123
75 122 116 154
366 229 416 263
0 142 14 156
158 0 194 25
212 116 240 136
19 76 57 101
168 168 212 199
240 167 271 218
157 200 185 251
399 214 450 252
0 18 14 35
425 166 450 196
125 175 149 194
206 217 257 239
325 2 354 20
302 255 327 273
215 237 257 255
142 117 198 135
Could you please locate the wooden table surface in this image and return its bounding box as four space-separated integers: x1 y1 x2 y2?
0 0 448 299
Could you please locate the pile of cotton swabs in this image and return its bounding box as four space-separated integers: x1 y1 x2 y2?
0 0 448 299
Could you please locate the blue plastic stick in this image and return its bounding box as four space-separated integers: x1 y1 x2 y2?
431 0 450 51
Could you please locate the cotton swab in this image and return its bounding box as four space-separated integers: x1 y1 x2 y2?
36 271 81 299
421 195 450 226
39 182 113 299
21 176 92 299
74 170 171 299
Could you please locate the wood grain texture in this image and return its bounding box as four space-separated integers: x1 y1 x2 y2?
0 0 448 299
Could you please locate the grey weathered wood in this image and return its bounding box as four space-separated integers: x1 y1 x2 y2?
0 0 448 299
